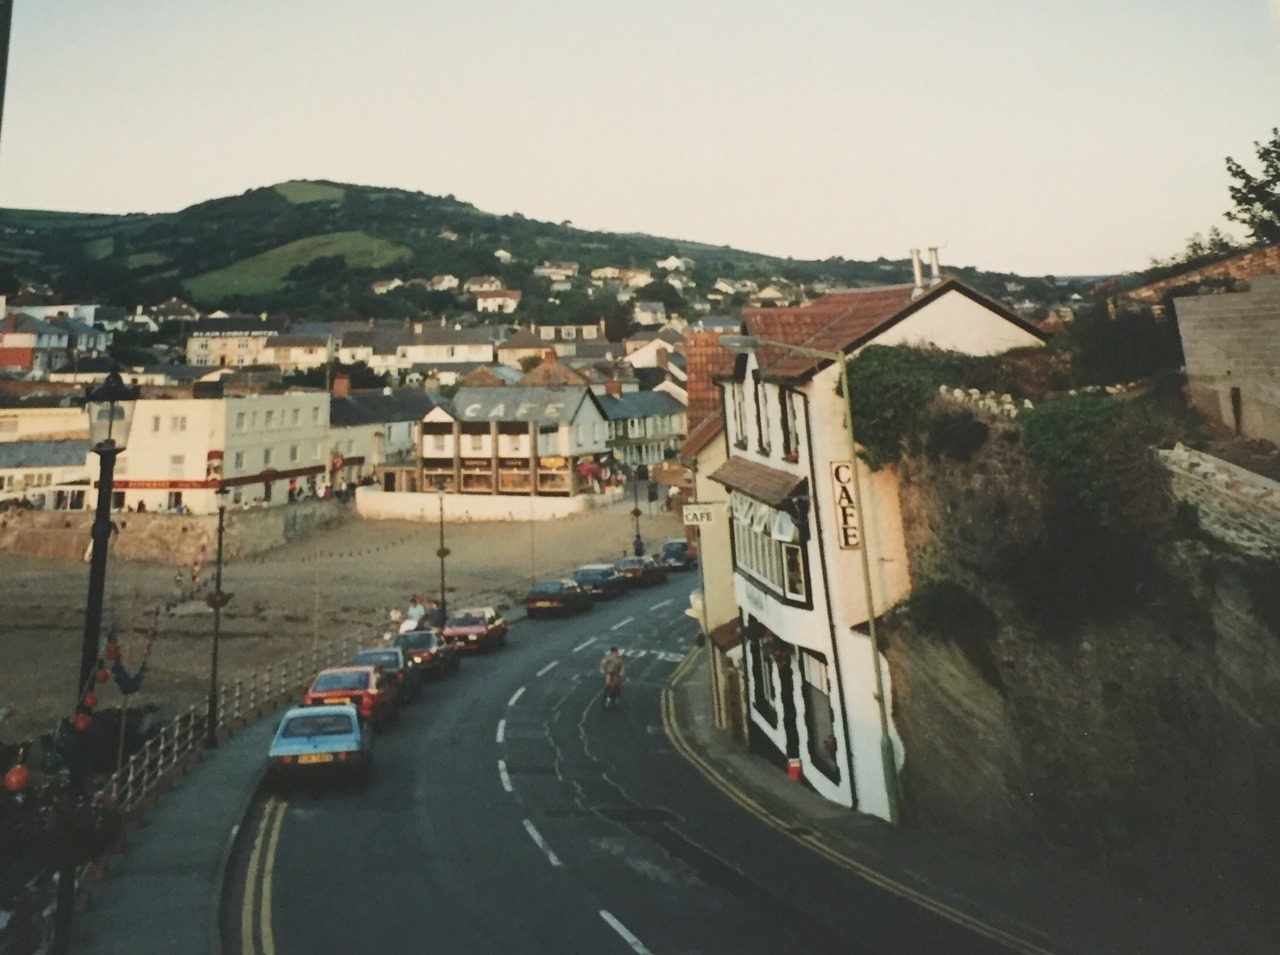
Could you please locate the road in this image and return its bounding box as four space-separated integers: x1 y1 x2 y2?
223 573 1011 955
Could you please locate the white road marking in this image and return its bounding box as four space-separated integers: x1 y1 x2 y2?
619 649 646 658
522 819 562 867
498 759 512 792
572 638 596 653
600 910 652 954
649 599 672 611
536 660 559 677
508 686 526 706
611 616 634 631
495 719 506 744
655 651 685 663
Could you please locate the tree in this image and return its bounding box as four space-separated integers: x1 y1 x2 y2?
1225 127 1280 244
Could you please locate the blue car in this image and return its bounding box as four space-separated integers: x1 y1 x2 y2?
267 705 373 787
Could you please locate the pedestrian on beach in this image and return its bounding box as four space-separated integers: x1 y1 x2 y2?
633 534 645 558
406 596 426 625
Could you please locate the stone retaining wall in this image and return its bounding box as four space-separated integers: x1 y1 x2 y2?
1159 445 1280 560
354 486 620 522
0 499 352 563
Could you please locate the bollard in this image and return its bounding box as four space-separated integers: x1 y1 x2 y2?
787 758 802 782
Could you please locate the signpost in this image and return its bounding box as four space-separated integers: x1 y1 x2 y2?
682 503 718 526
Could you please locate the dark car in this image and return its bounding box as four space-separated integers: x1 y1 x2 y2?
442 607 508 653
572 564 626 600
524 579 595 618
658 538 697 571
351 647 419 702
392 627 459 680
615 555 669 587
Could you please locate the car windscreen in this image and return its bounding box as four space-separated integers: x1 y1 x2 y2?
311 671 369 692
662 542 685 555
395 632 438 650
530 581 563 594
281 713 356 738
353 651 401 670
617 559 642 569
575 569 606 582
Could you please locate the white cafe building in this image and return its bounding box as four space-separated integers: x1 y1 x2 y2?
712 273 1044 820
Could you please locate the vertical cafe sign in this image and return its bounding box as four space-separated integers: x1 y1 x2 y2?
830 462 860 549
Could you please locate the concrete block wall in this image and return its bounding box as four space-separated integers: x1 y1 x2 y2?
1159 445 1280 560
1173 276 1280 446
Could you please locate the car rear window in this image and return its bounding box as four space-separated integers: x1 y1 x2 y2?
353 651 401 669
312 671 369 692
449 614 484 628
281 713 355 738
395 632 438 651
530 581 563 594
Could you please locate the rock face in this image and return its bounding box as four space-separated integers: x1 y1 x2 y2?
887 405 1280 938
0 500 353 564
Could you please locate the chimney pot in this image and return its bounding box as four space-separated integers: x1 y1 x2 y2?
604 377 621 396
543 349 557 362
332 373 351 398
928 247 942 285
910 249 924 298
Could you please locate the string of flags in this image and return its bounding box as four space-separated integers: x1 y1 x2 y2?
240 528 430 565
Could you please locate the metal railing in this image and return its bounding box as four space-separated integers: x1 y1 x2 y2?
98 632 363 813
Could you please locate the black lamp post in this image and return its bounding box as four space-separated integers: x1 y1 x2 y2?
631 474 642 540
205 487 232 747
436 484 449 624
78 372 139 696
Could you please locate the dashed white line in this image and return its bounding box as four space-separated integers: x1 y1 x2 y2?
495 718 506 744
600 910 652 954
536 660 559 677
522 818 562 867
508 686 526 706
573 638 596 653
649 598 672 611
610 616 635 631
498 759 512 792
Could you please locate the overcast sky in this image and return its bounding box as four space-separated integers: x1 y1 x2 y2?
1 0 1277 276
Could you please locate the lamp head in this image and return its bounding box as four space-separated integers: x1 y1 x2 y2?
84 370 141 452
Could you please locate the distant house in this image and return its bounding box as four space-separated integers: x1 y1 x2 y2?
518 351 591 388
496 328 548 369
427 274 460 292
0 439 91 508
624 325 684 366
752 284 788 305
397 324 497 366
494 249 515 264
0 313 71 375
49 316 111 363
533 262 580 281
147 297 201 323
371 278 404 295
459 364 522 388
186 316 288 367
329 388 440 492
590 266 621 284
620 268 653 289
463 275 504 294
656 255 693 272
666 273 696 292
597 387 687 467
259 333 335 373
633 301 667 326
475 290 522 314
439 229 459 242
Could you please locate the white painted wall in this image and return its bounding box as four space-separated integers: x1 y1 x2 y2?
355 486 612 522
869 289 1043 355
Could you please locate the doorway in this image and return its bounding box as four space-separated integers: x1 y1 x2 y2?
1230 386 1243 435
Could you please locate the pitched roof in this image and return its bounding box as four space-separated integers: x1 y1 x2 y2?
497 329 545 349
263 334 331 349
403 326 497 347
0 439 91 470
459 364 520 387
518 360 589 387
329 390 438 428
596 390 686 422
189 317 288 337
450 386 598 426
683 329 735 429
708 455 805 507
680 410 724 461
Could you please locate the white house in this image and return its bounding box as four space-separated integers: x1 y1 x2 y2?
0 394 89 443
494 249 515 264
0 439 91 508
427 274 460 292
463 276 504 294
590 266 621 284
329 387 438 493
371 278 404 295
533 262 580 281
597 388 686 467
713 277 1045 820
633 301 666 326
397 324 496 366
259 334 335 372
0 314 70 375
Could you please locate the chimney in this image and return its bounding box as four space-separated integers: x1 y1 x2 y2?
604 377 622 396
413 321 424 335
439 316 446 328
928 247 942 285
543 348 558 363
656 346 669 368
910 249 924 297
332 373 351 398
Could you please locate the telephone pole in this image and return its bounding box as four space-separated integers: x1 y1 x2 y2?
0 2 14 154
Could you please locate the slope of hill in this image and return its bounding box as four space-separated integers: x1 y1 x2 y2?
0 179 1081 317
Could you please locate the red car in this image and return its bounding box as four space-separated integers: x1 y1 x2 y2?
302 666 398 726
442 607 508 653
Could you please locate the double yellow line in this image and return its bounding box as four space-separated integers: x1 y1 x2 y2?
660 647 1054 955
240 796 286 955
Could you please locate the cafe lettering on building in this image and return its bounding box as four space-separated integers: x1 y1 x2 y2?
829 462 860 549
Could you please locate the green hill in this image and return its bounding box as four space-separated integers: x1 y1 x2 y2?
0 179 1081 318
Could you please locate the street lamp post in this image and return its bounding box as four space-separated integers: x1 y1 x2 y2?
719 335 901 824
436 484 449 623
58 370 138 951
631 475 642 540
205 487 232 747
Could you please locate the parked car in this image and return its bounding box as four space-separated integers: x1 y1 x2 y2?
659 538 697 571
572 564 627 600
442 607 508 653
351 647 419 702
524 579 595 618
302 666 397 727
615 555 669 587
391 627 459 680
267 704 372 788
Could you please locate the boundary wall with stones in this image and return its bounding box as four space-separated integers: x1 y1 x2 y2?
0 499 352 563
1159 445 1280 560
354 486 621 522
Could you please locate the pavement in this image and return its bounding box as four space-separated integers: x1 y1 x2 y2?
73 620 1249 955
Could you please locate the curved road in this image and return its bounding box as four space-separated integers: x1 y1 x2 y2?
223 575 1011 954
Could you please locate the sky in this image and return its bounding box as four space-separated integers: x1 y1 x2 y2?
0 0 1278 276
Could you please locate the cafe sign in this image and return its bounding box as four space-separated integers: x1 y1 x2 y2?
829 462 860 549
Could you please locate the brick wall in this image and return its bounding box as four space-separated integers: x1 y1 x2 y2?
1173 276 1280 445
1125 243 1280 304
1159 445 1280 560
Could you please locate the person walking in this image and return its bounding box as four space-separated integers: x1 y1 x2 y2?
632 535 645 558
599 647 626 709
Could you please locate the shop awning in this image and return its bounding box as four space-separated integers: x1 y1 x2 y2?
708 455 805 508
